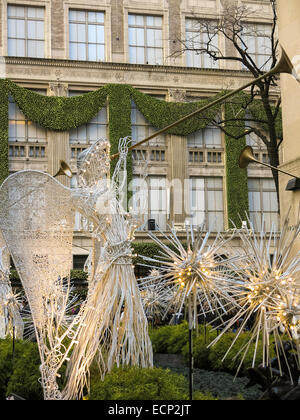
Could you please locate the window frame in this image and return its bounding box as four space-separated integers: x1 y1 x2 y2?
128 13 164 65
241 22 273 71
189 176 224 232
185 17 220 69
248 177 279 232
68 9 106 62
7 4 45 58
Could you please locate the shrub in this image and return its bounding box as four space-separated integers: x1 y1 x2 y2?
166 322 191 354
150 323 276 377
89 366 189 400
208 331 273 376
0 340 14 400
149 325 175 354
182 325 218 370
0 339 42 400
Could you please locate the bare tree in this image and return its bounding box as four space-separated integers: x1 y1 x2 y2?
173 0 282 205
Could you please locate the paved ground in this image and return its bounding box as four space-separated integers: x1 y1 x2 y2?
154 353 262 400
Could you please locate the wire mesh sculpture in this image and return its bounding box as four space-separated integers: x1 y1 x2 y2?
63 138 153 400
0 171 78 400
0 244 23 340
209 212 300 382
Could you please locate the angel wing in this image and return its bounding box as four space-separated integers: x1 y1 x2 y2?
0 170 75 400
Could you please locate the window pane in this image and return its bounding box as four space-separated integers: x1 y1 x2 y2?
69 42 77 60
77 43 86 60
97 44 105 61
16 39 25 56
8 38 17 56
88 43 96 61
88 24 96 42
96 26 104 44
69 23 77 42
136 28 145 47
129 46 137 63
129 27 137 46
88 11 96 23
136 47 145 64
77 24 86 43
35 40 44 58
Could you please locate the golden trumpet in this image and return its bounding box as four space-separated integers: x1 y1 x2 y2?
54 160 72 178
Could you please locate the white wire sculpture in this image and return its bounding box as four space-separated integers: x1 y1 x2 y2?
0 171 78 400
0 245 23 340
63 138 153 400
209 213 300 381
139 224 242 329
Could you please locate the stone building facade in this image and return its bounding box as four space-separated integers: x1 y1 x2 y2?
0 0 280 268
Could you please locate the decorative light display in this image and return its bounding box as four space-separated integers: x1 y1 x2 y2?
209 213 300 380
140 225 242 329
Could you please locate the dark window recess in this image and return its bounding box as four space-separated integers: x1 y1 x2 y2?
73 255 88 270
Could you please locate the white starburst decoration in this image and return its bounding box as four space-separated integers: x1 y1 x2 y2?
139 224 242 329
209 212 300 381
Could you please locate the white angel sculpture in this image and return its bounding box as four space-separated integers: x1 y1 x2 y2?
63 138 153 400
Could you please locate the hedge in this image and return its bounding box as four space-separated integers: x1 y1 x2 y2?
150 322 276 377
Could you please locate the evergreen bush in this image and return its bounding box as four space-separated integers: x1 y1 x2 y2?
89 365 189 400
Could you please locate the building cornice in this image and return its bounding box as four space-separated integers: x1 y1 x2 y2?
3 56 264 79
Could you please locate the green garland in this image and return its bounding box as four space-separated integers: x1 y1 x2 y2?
0 86 8 186
0 80 282 226
224 95 249 228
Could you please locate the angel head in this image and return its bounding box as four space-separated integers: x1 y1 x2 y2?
76 138 110 189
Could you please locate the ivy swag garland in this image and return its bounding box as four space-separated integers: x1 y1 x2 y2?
0 79 282 226
0 86 8 186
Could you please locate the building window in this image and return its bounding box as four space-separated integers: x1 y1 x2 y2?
69 10 105 61
131 100 165 147
8 93 47 159
248 178 279 232
189 177 224 232
132 175 167 231
185 19 219 69
8 5 45 58
187 126 222 148
69 91 108 145
73 255 88 270
9 93 46 144
128 14 163 65
242 23 272 71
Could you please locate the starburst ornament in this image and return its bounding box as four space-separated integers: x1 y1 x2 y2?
210 213 300 379
140 225 242 328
